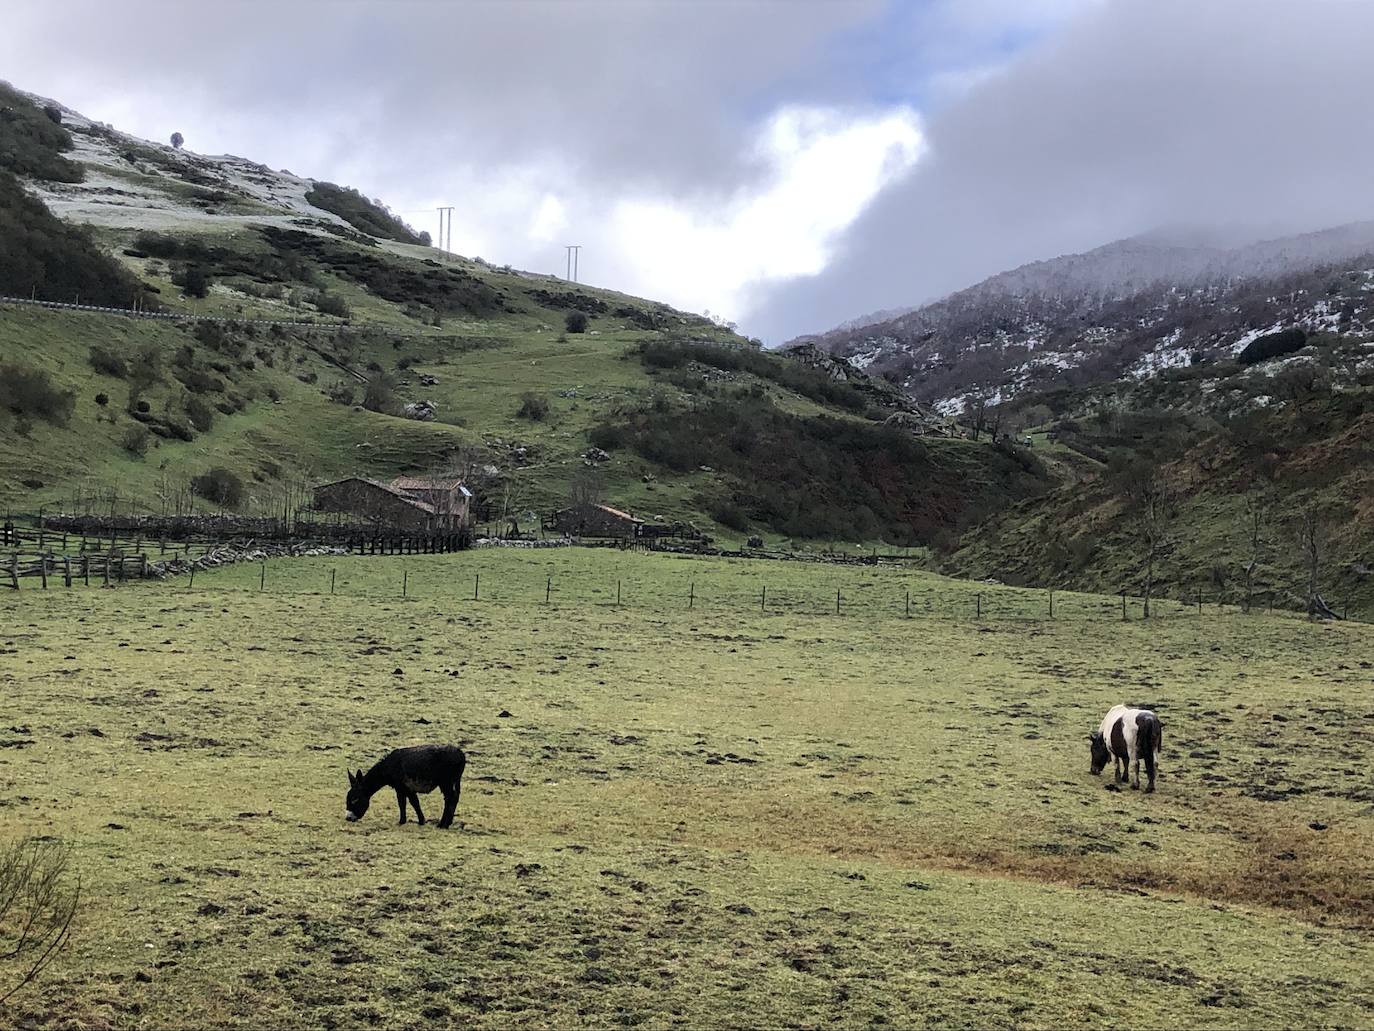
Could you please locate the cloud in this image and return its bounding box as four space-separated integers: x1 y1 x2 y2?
745 0 1374 342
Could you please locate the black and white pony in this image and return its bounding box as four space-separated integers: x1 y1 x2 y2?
1090 705 1162 792
345 744 466 828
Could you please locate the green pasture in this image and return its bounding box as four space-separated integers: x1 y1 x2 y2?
2 550 1372 1028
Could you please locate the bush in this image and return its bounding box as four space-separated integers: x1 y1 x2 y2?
42 104 63 125
1237 327 1307 366
303 182 428 245
190 466 245 508
313 290 350 318
94 392 109 407
185 397 215 433
565 311 589 334
121 425 150 456
135 399 151 414
588 424 629 451
0 837 80 1003
711 500 750 532
0 171 155 306
180 264 211 298
0 365 75 426
0 82 82 182
362 375 394 414
87 345 128 378
517 393 550 420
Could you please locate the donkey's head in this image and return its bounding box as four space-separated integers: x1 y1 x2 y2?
345 769 370 822
1088 732 1111 775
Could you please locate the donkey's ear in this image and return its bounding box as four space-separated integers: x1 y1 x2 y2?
347 770 357 785
355 769 364 782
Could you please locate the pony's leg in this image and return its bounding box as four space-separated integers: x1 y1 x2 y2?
395 787 408 824
438 785 456 829
1114 756 1124 782
1131 756 1141 790
409 792 425 825
1144 749 1157 793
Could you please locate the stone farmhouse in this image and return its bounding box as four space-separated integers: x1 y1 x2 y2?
311 476 472 532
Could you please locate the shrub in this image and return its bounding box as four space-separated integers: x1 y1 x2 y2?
135 399 151 414
0 365 75 426
517 393 549 420
94 392 109 407
180 264 211 298
42 104 63 125
1237 327 1307 366
185 397 215 433
303 182 427 244
565 311 589 334
0 83 82 182
313 290 350 318
362 375 394 414
711 500 750 532
88 345 128 378
588 424 629 451
0 837 80 1003
121 425 150 456
190 466 245 508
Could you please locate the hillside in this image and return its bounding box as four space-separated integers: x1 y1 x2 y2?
0 82 1051 544
800 225 1374 415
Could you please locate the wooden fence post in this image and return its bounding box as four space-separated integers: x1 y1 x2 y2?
546 576 551 604
39 555 48 589
616 580 622 606
836 587 841 616
103 556 110 586
1049 590 1054 618
403 569 408 598
761 586 766 611
1122 591 1127 621
905 588 910 617
976 592 981 620
474 573 479 601
82 554 89 586
7 553 17 590
331 569 336 595
64 556 72 588
689 581 695 610
260 562 266 591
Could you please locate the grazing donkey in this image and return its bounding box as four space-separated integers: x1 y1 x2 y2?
345 744 466 828
1090 704 1163 792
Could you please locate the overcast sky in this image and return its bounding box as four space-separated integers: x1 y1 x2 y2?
5 0 1373 341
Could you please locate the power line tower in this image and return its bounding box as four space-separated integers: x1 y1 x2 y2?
436 207 454 254
564 244 581 282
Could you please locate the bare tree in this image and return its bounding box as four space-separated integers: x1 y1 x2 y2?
568 468 606 509
1 838 80 1005
1241 491 1271 613
966 392 988 441
1293 503 1338 620
1135 474 1175 618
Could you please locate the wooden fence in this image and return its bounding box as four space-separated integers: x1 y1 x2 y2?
6 552 149 589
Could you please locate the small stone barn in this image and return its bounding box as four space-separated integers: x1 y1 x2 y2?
390 477 472 526
311 477 440 532
553 502 644 539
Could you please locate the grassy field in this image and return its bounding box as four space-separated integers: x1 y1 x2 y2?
2 549 1372 1028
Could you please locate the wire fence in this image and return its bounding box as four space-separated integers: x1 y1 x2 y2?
142 554 1366 627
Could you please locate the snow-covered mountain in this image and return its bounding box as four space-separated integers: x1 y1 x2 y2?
797 224 1374 413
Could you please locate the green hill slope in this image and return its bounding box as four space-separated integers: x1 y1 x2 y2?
0 81 1052 542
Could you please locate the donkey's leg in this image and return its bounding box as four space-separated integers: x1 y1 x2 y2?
395 787 408 825
409 792 425 825
438 785 457 829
